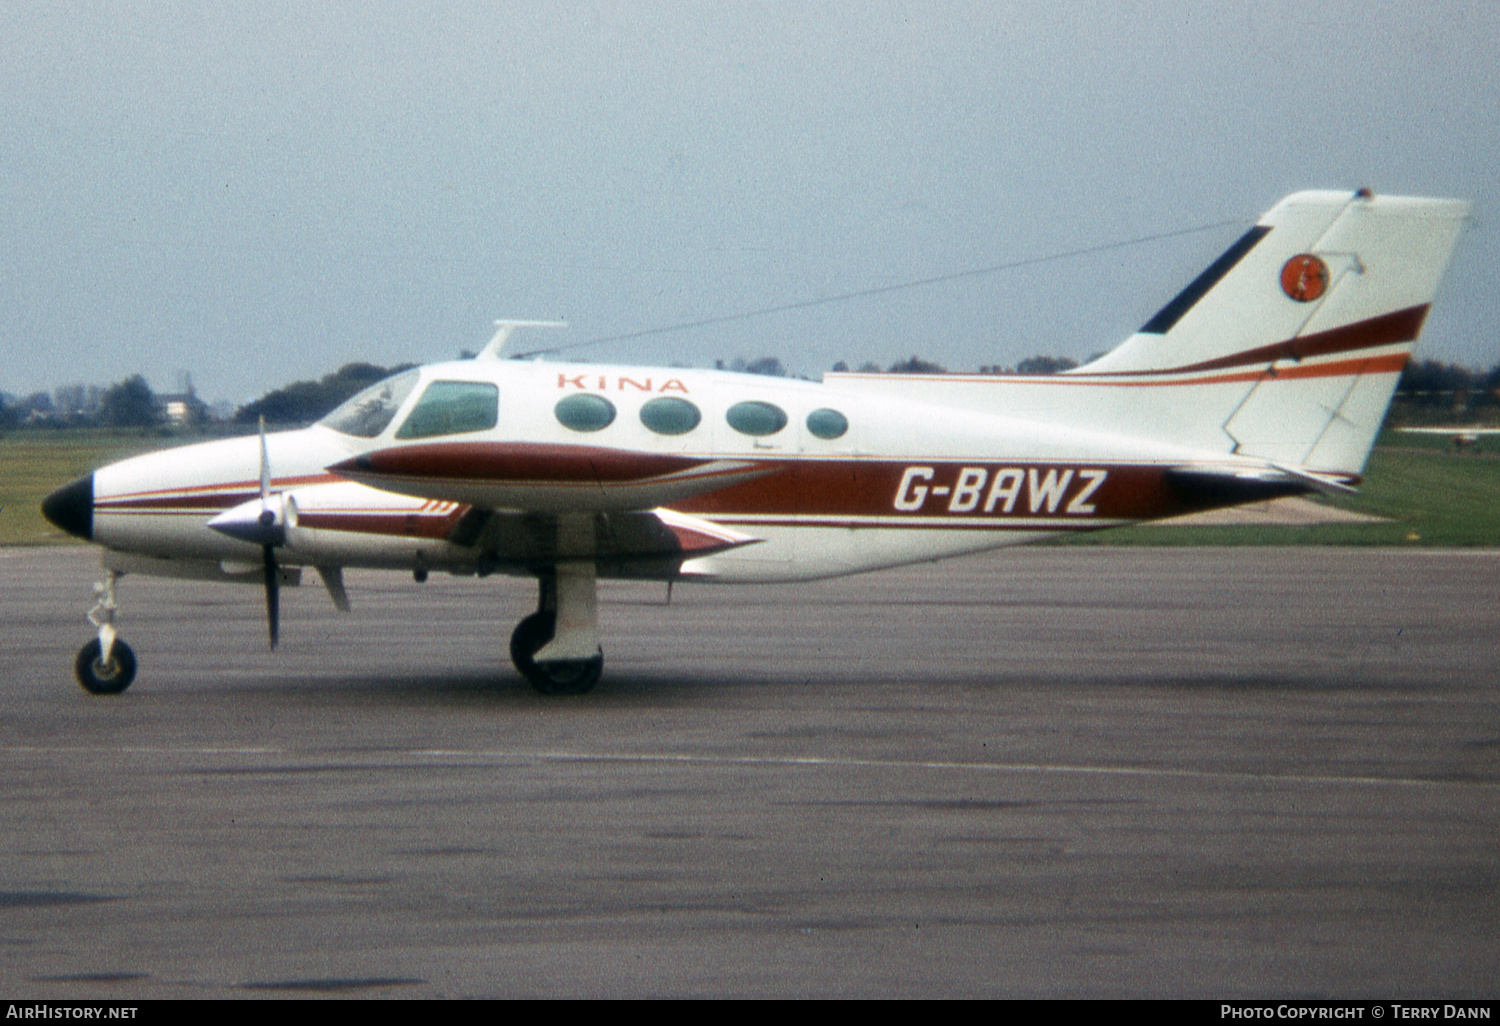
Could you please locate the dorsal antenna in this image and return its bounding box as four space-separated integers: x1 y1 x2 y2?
476 320 569 360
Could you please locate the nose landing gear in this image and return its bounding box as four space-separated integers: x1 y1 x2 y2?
76 569 137 695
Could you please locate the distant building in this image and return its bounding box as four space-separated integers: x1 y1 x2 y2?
157 372 212 425
156 389 210 425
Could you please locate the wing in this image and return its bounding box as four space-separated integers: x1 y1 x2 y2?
445 505 758 576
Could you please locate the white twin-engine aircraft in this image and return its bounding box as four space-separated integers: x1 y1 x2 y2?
43 189 1469 695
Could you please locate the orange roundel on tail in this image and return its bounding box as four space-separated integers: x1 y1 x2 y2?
1281 254 1329 302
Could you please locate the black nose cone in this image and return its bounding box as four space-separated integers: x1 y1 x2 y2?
42 474 94 541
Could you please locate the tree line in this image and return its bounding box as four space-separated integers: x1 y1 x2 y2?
0 363 413 431
4 354 1498 432
1 375 169 430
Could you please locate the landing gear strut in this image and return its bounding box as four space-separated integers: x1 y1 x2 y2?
76 569 137 695
509 562 602 695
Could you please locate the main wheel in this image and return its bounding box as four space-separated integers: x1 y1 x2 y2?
74 638 137 695
509 612 603 696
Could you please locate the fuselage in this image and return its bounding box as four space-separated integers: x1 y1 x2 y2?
54 358 1293 585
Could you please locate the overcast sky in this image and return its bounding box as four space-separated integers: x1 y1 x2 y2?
2 1 1496 404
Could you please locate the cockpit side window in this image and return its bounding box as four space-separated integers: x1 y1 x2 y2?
394 380 500 440
319 370 420 438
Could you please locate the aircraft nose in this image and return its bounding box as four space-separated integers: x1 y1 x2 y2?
41 474 94 541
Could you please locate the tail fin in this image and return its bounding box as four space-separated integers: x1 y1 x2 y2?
827 189 1469 477
1078 189 1470 473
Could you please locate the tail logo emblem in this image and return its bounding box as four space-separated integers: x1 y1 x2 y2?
1280 254 1329 302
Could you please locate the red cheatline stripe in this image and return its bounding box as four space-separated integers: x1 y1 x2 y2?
1089 304 1429 378
97 473 342 509
1119 350 1410 389
711 517 1110 528
924 351 1409 390
841 307 1424 387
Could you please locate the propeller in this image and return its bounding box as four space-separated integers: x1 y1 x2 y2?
207 420 286 649
257 417 284 649
204 419 290 648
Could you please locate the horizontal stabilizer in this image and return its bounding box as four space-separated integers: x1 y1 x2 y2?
1162 464 1327 512
1265 462 1359 496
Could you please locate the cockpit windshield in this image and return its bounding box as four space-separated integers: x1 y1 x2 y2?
318 370 420 438
395 380 499 439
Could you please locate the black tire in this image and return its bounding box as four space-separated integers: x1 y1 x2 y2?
74 638 137 695
509 612 603 696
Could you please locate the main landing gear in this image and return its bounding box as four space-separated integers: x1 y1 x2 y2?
509 562 603 695
75 569 137 695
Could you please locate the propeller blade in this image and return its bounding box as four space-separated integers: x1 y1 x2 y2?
257 416 282 649
263 543 280 650
258 415 272 499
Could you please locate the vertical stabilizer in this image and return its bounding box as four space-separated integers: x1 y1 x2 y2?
828 190 1469 477
1076 190 1470 473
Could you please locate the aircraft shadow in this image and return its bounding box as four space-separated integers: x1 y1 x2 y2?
168 665 1415 712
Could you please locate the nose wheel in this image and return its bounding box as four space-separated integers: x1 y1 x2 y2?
75 637 137 695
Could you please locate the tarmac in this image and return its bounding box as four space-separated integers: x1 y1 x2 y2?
1 544 1496 997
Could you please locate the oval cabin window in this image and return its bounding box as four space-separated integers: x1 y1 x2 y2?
726 400 787 437
639 397 702 436
554 393 616 432
805 408 849 440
